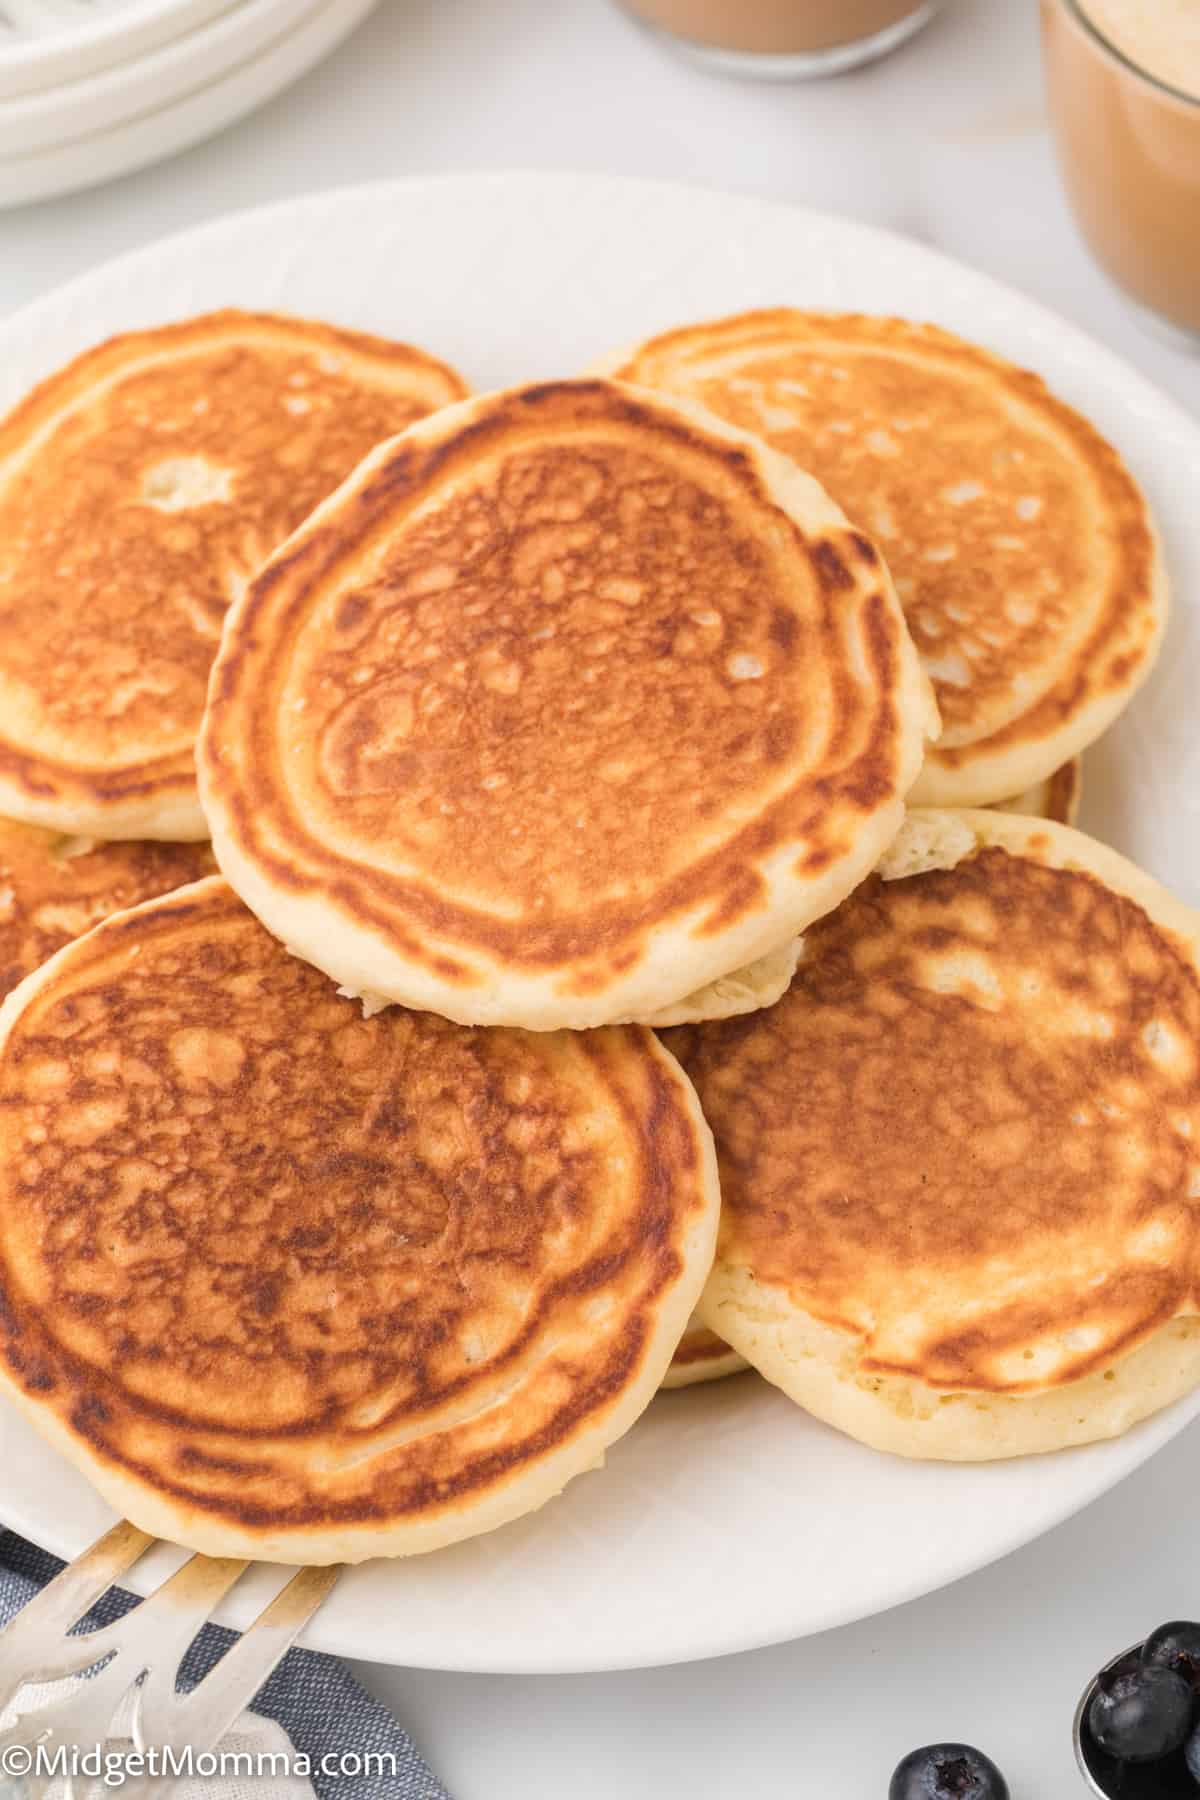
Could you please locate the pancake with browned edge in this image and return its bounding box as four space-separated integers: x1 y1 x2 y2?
666 740 1082 1392
0 310 468 841
667 811 1200 1459
661 1313 749 1389
200 379 936 1031
0 879 718 1561
603 312 1165 808
992 755 1081 825
0 817 212 997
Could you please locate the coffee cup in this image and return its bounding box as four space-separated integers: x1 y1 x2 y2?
1042 0 1200 347
618 0 941 79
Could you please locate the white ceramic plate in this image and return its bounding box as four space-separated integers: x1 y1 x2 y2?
1 173 1198 1674
0 0 378 206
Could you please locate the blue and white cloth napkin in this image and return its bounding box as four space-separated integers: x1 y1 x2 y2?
0 1532 451 1799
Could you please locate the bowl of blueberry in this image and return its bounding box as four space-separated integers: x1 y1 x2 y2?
885 1622 1200 1798
1076 1623 1200 1797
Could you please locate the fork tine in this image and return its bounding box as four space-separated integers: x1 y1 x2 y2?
0 1531 339 1800
0 1522 154 1707
0 1550 250 1796
1 1547 248 1695
0 1637 141 1774
130 1565 341 1798
95 1554 250 1672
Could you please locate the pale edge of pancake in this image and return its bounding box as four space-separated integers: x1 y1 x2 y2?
0 784 208 846
908 509 1167 808
660 1312 750 1391
199 382 940 1032
347 936 806 1031
0 312 468 845
341 936 805 1036
991 755 1081 827
0 893 722 1560
699 809 1200 1461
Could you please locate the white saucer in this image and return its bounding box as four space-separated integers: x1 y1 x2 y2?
0 0 378 207
0 0 239 102
0 0 361 155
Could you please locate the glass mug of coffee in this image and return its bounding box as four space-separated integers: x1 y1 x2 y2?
618 0 942 78
1042 0 1200 347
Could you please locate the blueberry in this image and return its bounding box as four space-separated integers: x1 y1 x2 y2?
1187 1721 1200 1784
1087 1663 1194 1764
888 1743 1009 1800
1144 1622 1200 1697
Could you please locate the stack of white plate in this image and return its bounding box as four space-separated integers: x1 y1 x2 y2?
0 0 380 208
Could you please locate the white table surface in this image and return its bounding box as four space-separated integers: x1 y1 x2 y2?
3 1 1199 1795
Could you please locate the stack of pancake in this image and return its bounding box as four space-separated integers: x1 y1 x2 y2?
0 301 1193 1567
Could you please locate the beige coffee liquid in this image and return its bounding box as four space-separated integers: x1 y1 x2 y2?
622 0 930 55
1077 0 1200 98
1043 0 1200 336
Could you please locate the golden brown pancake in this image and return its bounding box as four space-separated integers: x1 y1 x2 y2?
992 755 1082 826
661 1313 748 1389
0 879 718 1561
0 310 468 841
200 378 936 1031
667 811 1200 1459
604 312 1166 807
0 816 213 997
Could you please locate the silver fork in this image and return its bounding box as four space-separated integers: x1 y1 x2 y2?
0 1522 339 1800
